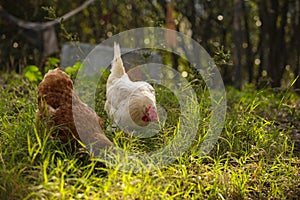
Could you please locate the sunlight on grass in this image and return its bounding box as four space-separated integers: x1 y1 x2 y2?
0 74 299 199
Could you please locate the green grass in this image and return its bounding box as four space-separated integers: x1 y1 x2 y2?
0 72 299 199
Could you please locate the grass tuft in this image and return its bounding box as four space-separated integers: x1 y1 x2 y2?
0 73 299 199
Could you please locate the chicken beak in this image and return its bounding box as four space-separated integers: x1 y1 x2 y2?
151 114 158 122
148 108 159 122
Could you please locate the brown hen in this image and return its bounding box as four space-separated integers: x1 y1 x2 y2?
36 68 113 154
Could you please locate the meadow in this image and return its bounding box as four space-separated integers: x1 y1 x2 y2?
0 71 299 199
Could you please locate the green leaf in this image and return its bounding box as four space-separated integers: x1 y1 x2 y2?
23 65 42 83
65 62 82 80
47 57 60 66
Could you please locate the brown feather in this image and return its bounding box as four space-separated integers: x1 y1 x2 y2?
36 68 113 152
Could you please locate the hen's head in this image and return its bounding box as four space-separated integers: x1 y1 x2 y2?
129 94 158 127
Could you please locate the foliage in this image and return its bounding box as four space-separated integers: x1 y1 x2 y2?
213 46 233 67
23 59 81 84
23 65 43 83
1 0 298 88
45 57 60 72
65 61 82 80
0 73 299 199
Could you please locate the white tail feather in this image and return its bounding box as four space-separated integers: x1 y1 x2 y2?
110 42 125 78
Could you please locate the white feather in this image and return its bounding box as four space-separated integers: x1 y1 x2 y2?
105 43 157 133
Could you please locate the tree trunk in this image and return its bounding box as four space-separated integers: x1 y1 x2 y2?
258 0 290 88
242 0 254 84
268 0 289 87
292 0 300 90
233 0 243 89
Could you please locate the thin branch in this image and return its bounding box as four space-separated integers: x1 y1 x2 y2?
0 0 95 28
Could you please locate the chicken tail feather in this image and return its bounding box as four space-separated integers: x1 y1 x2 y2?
110 42 125 78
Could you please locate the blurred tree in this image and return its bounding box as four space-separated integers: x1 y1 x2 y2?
242 0 254 84
233 0 243 90
0 0 299 89
257 0 297 88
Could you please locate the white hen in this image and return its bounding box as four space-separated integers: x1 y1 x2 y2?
105 43 158 133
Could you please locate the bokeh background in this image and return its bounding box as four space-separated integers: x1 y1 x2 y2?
0 0 299 90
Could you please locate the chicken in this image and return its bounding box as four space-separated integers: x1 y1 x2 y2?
36 68 113 154
105 43 158 134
